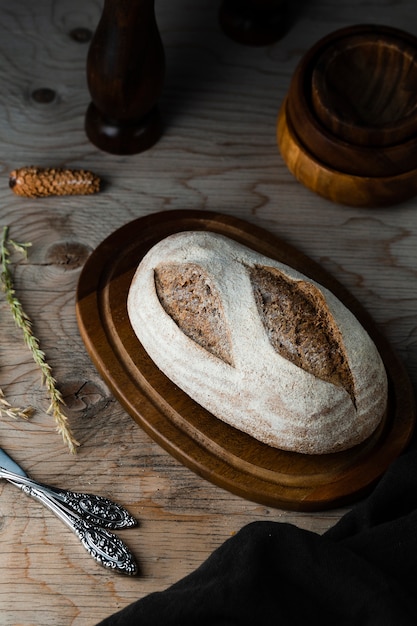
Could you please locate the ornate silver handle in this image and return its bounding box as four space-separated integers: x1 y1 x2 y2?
0 468 138 575
25 484 138 575
45 488 137 529
0 468 137 529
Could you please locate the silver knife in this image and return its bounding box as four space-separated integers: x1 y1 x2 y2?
0 447 138 575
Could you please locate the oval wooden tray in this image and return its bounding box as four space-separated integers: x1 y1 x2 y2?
76 210 415 511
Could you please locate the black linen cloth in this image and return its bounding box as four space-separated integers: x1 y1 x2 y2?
97 437 417 626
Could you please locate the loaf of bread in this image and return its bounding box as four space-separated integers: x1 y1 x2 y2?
127 231 388 455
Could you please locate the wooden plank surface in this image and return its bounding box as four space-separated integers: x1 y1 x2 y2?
0 1 416 624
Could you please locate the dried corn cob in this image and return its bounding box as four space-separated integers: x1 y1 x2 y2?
9 167 101 198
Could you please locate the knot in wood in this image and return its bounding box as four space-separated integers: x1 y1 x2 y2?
60 380 112 418
31 88 57 104
46 242 91 269
69 27 93 43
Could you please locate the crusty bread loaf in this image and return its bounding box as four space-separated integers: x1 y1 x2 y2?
127 231 388 455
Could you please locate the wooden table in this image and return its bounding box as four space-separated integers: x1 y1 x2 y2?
0 1 416 624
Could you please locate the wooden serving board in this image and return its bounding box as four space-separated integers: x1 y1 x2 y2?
76 210 415 511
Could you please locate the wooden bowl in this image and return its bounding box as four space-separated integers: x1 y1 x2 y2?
278 24 417 205
287 57 417 177
277 100 417 207
311 26 417 146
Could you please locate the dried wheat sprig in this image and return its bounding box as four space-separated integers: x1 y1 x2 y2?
0 388 33 420
0 226 79 453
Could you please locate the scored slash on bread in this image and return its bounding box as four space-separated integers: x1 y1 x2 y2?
155 263 234 366
250 266 356 407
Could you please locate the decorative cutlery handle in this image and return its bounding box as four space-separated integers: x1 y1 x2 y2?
13 480 138 575
72 518 138 575
44 488 137 530
0 467 137 529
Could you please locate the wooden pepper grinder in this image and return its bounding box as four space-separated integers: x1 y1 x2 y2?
218 0 289 46
85 0 165 155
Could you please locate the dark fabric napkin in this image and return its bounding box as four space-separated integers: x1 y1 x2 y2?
97 436 417 626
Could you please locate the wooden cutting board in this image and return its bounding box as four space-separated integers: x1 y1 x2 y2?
76 210 415 511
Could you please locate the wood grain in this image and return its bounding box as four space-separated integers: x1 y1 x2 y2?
1 1 417 625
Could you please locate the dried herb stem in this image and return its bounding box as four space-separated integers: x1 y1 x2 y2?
0 388 33 421
0 226 79 453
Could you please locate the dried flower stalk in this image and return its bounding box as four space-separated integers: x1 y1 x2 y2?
0 388 33 421
0 226 79 453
